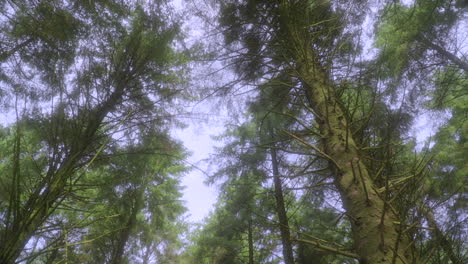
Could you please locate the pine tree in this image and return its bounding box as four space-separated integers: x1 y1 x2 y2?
0 1 188 262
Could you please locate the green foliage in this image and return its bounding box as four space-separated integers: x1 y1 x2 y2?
187 0 467 263
0 0 467 262
65 134 188 263
12 2 81 42
425 70 467 204
0 0 190 263
374 0 464 80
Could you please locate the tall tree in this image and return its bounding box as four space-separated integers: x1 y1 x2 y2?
213 0 435 263
375 0 468 77
69 131 188 264
270 145 295 264
375 2 467 262
0 1 187 262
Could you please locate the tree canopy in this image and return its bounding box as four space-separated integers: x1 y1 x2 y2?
0 0 466 263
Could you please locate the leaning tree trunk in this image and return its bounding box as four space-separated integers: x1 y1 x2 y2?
423 207 463 264
420 38 468 73
0 83 126 264
299 62 415 264
278 3 418 264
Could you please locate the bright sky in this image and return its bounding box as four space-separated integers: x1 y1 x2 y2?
174 118 220 223
170 0 222 223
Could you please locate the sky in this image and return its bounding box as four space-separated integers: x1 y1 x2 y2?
1 0 458 230
170 0 224 224
169 0 452 225
0 0 223 225
174 114 220 223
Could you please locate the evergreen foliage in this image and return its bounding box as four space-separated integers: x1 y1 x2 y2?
0 0 466 263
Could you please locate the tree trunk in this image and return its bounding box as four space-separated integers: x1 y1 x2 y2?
110 189 142 264
0 157 81 264
423 207 463 264
0 38 34 61
248 213 254 264
270 146 295 264
297 48 416 264
421 38 468 73
278 3 418 263
0 84 126 263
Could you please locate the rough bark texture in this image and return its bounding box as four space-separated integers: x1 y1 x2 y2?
299 64 415 264
278 3 418 263
270 147 295 264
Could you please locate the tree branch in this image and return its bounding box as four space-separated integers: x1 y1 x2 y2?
292 238 359 259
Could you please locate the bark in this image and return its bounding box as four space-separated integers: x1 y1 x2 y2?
420 38 468 73
248 213 254 264
270 146 295 264
0 38 34 61
423 208 463 264
0 84 127 263
297 54 416 264
110 190 142 264
278 3 418 263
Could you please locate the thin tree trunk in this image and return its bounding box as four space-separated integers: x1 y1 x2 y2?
0 38 34 61
423 207 463 264
270 146 295 264
142 245 152 264
248 213 254 264
421 38 468 73
110 190 142 264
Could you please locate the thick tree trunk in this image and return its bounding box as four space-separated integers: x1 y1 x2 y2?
270 147 295 264
277 3 418 263
296 59 417 264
